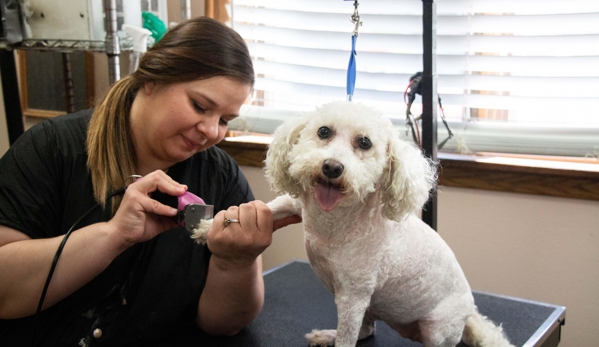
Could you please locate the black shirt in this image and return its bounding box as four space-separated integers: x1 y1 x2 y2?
0 110 255 346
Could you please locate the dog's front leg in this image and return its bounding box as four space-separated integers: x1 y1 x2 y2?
334 294 372 347
190 194 301 244
306 293 371 347
266 194 302 221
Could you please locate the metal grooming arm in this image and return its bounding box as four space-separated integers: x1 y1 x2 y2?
421 0 438 230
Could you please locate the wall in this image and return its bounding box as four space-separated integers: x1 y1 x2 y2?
240 165 599 347
245 166 307 269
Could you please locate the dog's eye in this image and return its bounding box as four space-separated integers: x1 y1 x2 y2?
317 126 331 139
358 137 372 150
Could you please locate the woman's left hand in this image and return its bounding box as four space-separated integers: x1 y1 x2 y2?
206 201 273 270
198 200 300 334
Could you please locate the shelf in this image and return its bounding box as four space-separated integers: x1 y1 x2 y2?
0 37 135 53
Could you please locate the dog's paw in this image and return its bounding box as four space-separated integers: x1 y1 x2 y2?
305 329 336 347
190 219 212 244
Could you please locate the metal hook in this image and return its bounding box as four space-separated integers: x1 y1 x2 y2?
350 0 361 37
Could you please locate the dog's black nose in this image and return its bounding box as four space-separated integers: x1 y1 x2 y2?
322 159 344 179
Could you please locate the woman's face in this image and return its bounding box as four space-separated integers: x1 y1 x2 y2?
130 76 251 172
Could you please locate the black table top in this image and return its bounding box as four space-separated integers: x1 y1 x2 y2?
154 260 565 347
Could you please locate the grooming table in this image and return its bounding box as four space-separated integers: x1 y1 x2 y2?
159 260 565 347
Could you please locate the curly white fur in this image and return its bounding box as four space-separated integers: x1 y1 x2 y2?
263 101 514 347
190 219 211 243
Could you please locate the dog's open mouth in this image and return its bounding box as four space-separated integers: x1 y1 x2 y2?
315 182 344 212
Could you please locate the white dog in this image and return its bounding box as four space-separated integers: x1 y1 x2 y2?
192 101 513 347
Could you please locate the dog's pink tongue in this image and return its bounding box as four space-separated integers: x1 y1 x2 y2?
315 183 344 211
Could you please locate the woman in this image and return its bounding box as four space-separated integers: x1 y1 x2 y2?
0 17 299 346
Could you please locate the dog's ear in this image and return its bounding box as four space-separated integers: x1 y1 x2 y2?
381 135 437 221
264 117 308 196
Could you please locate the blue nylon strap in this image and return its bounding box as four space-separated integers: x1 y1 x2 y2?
347 35 357 101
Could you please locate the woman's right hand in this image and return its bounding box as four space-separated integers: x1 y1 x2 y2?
0 170 187 318
107 170 187 249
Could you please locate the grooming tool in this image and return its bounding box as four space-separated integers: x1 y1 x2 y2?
134 176 213 232
176 190 214 232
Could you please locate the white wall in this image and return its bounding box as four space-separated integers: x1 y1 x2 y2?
241 165 599 347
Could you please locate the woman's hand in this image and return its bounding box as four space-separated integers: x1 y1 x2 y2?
197 201 301 335
108 170 186 249
0 171 188 318
198 201 272 335
207 201 274 270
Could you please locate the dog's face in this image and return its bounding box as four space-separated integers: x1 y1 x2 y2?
285 102 390 211
265 101 435 220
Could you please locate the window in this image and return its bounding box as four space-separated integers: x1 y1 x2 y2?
229 0 599 158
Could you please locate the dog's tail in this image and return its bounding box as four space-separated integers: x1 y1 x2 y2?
462 309 515 347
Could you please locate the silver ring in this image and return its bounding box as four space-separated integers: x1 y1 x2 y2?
224 217 239 227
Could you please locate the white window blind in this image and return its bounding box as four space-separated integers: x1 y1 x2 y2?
229 0 599 158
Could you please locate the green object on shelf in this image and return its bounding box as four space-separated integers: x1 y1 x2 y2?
142 12 167 42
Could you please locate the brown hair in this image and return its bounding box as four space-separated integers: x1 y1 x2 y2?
86 17 254 210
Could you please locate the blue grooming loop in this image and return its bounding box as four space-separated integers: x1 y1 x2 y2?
345 0 361 101
347 35 357 101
